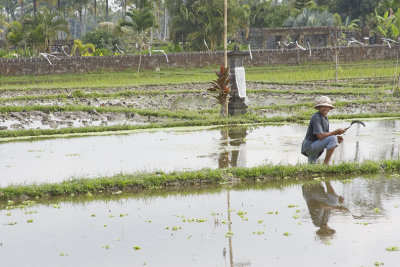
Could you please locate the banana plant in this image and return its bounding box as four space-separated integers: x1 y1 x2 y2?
375 9 400 40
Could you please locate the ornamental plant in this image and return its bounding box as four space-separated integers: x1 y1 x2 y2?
208 65 231 117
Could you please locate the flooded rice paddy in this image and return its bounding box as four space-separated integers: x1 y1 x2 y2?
1 119 400 186
1 175 399 267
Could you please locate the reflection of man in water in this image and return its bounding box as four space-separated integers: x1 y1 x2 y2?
302 182 347 238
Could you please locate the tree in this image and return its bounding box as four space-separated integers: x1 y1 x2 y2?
105 0 108 21
167 0 198 45
375 9 400 40
83 27 122 49
71 0 89 37
284 8 336 27
23 7 69 52
124 0 156 33
18 0 24 20
167 0 247 50
33 0 38 15
6 20 23 46
119 0 156 52
249 0 293 28
334 0 380 23
295 0 315 11
4 0 18 21
376 0 400 15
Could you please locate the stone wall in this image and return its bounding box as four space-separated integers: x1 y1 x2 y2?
0 45 398 76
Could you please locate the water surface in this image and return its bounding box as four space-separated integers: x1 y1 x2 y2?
1 119 399 186
1 175 399 267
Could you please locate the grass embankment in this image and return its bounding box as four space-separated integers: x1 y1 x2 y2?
1 160 400 201
253 98 400 111
0 60 397 90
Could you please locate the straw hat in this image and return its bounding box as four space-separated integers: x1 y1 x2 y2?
314 96 334 109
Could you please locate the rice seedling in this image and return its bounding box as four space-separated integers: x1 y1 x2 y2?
225 231 234 238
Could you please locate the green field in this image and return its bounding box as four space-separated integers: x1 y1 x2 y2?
0 60 397 90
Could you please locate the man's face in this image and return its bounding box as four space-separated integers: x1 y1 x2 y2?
318 106 331 117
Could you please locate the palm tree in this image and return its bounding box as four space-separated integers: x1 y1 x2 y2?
119 0 156 51
33 0 38 16
18 0 24 20
94 0 97 27
169 4 199 45
105 0 109 21
24 7 69 52
6 20 23 46
192 0 248 51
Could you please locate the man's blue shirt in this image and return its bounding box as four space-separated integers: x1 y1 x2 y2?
302 112 330 155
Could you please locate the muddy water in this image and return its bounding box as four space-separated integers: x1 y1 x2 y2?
1 119 400 186
1 176 399 267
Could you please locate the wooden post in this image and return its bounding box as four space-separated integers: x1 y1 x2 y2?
224 0 228 68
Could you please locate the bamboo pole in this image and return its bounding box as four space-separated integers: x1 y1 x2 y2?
224 0 228 68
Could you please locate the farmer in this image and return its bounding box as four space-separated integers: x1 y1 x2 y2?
301 96 346 164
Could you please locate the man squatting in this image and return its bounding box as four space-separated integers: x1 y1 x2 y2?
302 96 346 165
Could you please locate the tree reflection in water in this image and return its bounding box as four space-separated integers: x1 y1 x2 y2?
218 127 248 169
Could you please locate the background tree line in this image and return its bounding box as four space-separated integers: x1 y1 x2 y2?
0 0 400 57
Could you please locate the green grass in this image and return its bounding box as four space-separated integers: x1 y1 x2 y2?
253 98 400 111
1 159 400 201
0 60 397 90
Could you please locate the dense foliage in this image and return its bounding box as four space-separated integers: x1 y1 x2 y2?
0 0 400 56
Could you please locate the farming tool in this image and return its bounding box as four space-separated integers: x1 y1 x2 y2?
345 120 366 130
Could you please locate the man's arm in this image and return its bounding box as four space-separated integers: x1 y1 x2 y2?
316 128 346 140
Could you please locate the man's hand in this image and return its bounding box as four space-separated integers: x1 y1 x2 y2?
335 128 346 135
338 136 344 144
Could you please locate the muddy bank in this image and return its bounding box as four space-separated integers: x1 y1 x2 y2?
0 110 175 130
